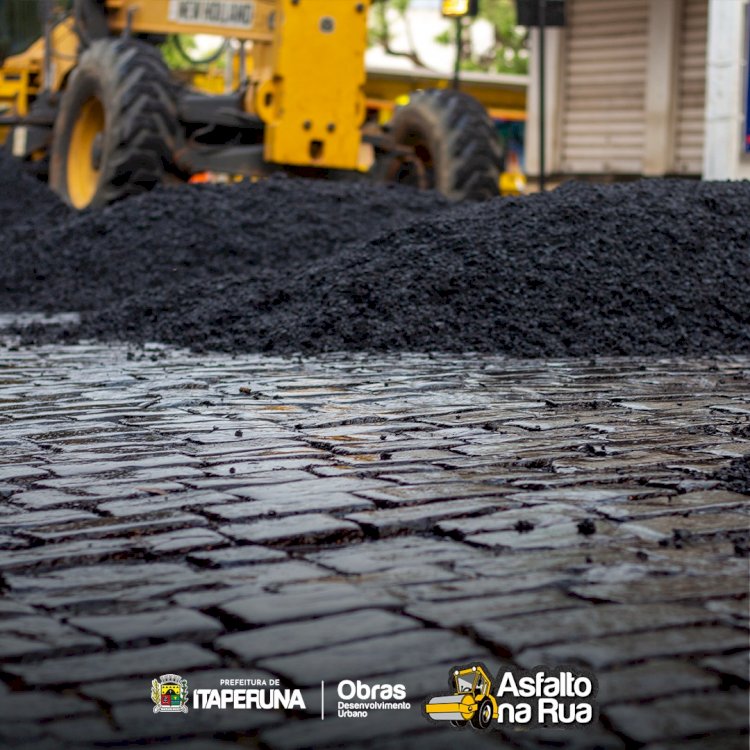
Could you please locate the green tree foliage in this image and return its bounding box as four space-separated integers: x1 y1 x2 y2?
369 0 429 68
371 0 528 75
160 35 227 72
161 35 202 71
472 0 529 74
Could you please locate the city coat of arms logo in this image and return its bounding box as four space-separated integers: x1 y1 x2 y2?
151 673 189 714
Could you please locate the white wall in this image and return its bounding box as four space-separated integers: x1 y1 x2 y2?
703 0 750 179
525 27 563 176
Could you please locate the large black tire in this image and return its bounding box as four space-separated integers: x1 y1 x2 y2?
49 38 179 209
383 89 501 201
74 0 109 46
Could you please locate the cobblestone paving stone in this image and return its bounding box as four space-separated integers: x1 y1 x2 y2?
0 342 748 749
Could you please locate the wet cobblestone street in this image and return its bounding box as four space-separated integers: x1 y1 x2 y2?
0 343 748 749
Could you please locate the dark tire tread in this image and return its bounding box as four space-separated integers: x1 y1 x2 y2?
388 88 501 201
50 39 179 207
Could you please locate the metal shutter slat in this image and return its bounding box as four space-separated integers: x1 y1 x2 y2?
673 0 707 174
560 0 649 174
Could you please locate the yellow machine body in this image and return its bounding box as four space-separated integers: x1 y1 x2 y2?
1 0 369 172
0 16 78 155
1 17 79 117
255 0 368 170
1 0 511 205
107 0 368 170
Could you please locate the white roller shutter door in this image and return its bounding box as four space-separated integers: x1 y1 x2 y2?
672 0 708 174
559 0 650 174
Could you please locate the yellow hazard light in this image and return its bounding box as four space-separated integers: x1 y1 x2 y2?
441 0 479 18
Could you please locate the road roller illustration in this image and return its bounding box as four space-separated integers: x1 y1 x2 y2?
424 663 498 730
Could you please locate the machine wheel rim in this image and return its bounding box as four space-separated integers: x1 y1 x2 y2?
66 96 105 209
480 702 492 725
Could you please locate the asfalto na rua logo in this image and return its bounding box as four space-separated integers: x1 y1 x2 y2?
152 673 189 714
423 662 598 731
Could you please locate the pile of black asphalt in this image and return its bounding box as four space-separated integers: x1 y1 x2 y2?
713 455 750 496
1 152 748 359
2 158 749 496
0 156 446 317
0 151 67 233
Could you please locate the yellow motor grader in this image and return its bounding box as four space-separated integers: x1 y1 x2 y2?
0 0 503 208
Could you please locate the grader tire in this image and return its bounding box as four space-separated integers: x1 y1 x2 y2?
49 39 179 209
385 88 501 201
74 0 109 46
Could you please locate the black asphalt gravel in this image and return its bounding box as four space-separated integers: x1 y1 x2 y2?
0 151 66 233
1 152 749 358
713 455 750 495
0 155 446 314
